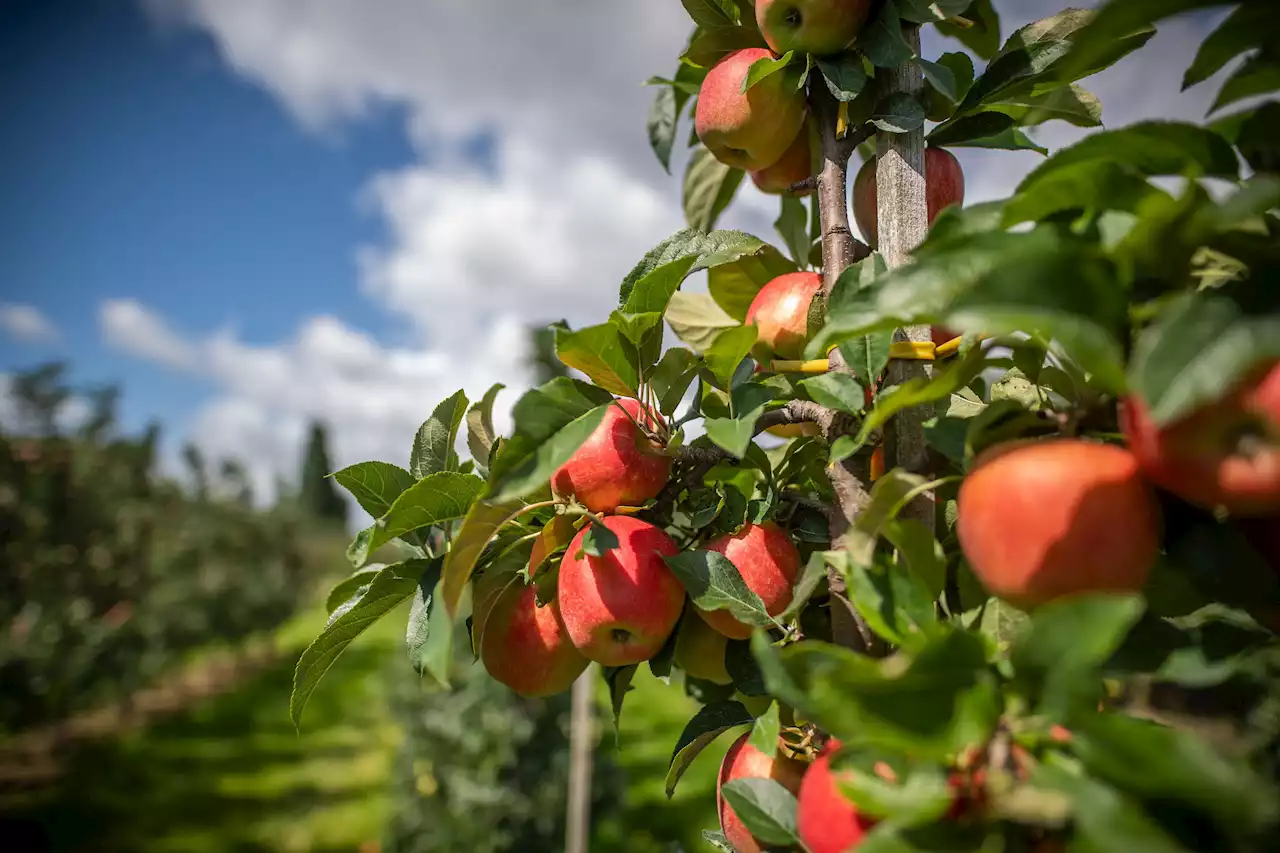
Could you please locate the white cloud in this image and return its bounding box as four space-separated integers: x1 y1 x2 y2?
100 299 199 370
0 304 59 343
126 0 1244 518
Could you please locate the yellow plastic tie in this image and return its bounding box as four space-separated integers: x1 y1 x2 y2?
837 101 849 138
934 335 964 359
889 340 936 361
770 358 830 374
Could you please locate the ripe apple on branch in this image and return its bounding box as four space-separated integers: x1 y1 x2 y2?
295 1 1280 851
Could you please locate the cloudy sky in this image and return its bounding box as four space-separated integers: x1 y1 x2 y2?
0 0 1228 518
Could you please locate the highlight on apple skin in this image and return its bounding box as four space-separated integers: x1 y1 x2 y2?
472 568 588 698
756 0 875 57
852 146 965 247
695 48 808 171
745 271 823 362
556 515 685 666
696 522 802 640
796 738 877 853
551 398 671 514
956 439 1161 609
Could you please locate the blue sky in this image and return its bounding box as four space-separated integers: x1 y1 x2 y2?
0 0 418 438
0 0 1231 504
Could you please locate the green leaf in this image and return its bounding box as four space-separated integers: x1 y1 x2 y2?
897 0 970 24
828 748 954 825
623 255 699 316
665 550 774 628
853 348 989 452
1035 758 1186 853
752 629 1001 761
800 372 865 414
554 322 640 398
1073 712 1280 834
620 228 788 307
815 54 868 102
835 552 942 652
685 145 745 233
325 569 381 614
935 0 1001 60
439 498 521 620
666 291 743 353
836 332 892 393
748 699 780 756
1129 293 1280 426
775 195 809 268
704 325 759 390
346 526 375 569
1004 159 1164 225
1183 5 1276 89
367 472 485 555
882 518 948 599
1210 52 1280 114
683 23 765 68
603 664 638 741
742 51 795 93
1230 102 1280 174
1017 122 1240 192
810 230 1127 392
780 552 830 622
726 639 768 696
579 519 620 558
332 461 416 519
989 84 1102 128
958 38 1074 112
466 383 505 468
861 0 914 69
976 597 1028 656
927 112 1016 147
410 389 468 478
719 779 800 846
701 829 735 853
665 700 754 798
919 59 957 104
935 52 975 103
487 377 615 500
707 245 798 321
650 347 703 414
648 84 678 174
403 558 447 678
292 561 424 726
680 0 735 29
871 92 926 134
1010 593 1145 716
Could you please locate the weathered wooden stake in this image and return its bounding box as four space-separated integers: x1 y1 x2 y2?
565 665 595 853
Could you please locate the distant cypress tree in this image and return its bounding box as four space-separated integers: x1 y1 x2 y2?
299 421 348 525
528 322 570 385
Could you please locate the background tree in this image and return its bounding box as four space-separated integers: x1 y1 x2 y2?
298 420 348 526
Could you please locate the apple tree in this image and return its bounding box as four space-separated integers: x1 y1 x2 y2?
294 0 1280 850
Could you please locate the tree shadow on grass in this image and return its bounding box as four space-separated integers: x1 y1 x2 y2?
1 635 400 853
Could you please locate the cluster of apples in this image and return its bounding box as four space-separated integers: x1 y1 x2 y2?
959 361 1280 611
472 398 804 700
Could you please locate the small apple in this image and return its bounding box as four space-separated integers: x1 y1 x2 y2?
852 147 965 247
796 739 877 853
1121 361 1280 516
718 732 807 853
745 271 823 361
552 398 671 514
756 0 874 56
696 48 808 171
697 522 802 639
957 439 1160 609
472 569 588 698
557 515 685 666
750 128 814 195
674 610 733 684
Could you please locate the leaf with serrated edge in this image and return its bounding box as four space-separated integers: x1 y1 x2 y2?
326 569 381 614
411 390 468 478
366 472 486 556
292 561 425 726
665 550 774 628
748 701 780 756
554 323 640 398
720 778 800 846
333 461 416 518
667 293 741 354
440 498 522 619
705 325 758 389
665 700 754 797
466 383 505 468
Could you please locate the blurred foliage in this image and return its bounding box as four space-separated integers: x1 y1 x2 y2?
0 362 313 731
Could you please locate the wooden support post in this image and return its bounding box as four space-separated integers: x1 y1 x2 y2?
565 665 595 853
878 24 935 532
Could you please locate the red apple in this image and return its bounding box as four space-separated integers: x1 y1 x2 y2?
472 569 587 698
697 522 802 639
745 271 823 361
852 147 965 247
696 48 808 171
557 515 685 666
931 325 959 345
1121 362 1280 516
957 439 1160 609
750 128 814 195
718 732 807 853
797 739 877 853
756 0 874 56
551 398 671 514
674 610 733 684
